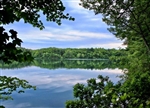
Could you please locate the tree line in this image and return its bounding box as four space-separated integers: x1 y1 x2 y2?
31 47 127 61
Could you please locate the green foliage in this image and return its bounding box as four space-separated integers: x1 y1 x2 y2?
66 75 121 108
0 1 75 107
0 0 74 28
0 105 5 108
80 0 150 52
0 0 74 63
66 65 150 108
0 76 36 100
0 27 33 63
66 0 150 108
31 47 127 61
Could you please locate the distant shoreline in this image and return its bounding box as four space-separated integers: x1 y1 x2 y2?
66 58 108 60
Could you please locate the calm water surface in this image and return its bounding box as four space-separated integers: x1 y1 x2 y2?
0 66 123 108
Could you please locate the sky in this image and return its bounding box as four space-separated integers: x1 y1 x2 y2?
4 0 126 49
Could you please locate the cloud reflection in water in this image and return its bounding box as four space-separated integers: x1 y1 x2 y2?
0 66 123 108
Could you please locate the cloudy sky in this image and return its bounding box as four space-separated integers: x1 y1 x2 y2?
4 0 126 49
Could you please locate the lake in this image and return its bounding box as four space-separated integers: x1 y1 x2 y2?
0 60 123 108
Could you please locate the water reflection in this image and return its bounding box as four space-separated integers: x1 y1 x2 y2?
0 60 123 108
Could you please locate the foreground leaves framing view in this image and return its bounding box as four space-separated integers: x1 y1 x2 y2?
0 0 74 108
1 0 150 108
66 0 150 108
0 76 36 108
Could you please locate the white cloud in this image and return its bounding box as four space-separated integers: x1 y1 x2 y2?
3 22 123 49
63 0 88 14
63 0 103 19
90 18 101 21
65 30 113 39
18 26 114 43
78 42 127 49
20 30 83 42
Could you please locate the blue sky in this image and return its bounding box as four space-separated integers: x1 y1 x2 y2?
4 0 126 49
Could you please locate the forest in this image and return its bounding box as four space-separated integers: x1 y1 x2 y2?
31 47 127 61
0 47 127 70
